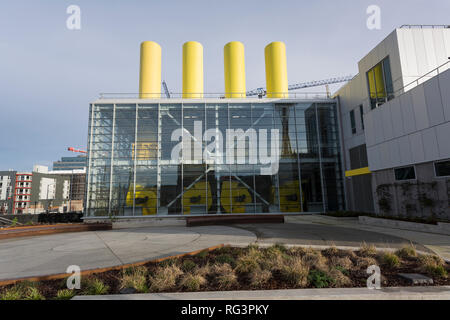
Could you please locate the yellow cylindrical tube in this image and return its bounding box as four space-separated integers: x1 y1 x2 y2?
183 41 203 98
139 41 161 99
265 42 288 98
224 41 246 98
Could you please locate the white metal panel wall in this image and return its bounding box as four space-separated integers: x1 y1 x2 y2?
364 68 450 171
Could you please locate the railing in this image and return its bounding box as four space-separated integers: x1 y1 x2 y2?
400 24 450 29
98 92 333 100
374 60 450 107
398 60 450 95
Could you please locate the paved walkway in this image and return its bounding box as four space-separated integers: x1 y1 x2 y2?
0 226 255 281
73 286 450 300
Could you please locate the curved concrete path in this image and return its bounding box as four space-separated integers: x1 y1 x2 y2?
0 226 256 281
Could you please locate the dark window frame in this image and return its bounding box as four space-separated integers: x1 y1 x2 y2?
394 166 416 181
359 105 364 130
434 160 450 177
350 110 356 134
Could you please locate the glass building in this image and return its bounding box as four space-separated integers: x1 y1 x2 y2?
85 99 344 217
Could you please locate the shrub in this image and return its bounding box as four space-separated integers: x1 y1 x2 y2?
355 256 378 269
24 287 45 300
322 246 339 257
419 255 447 278
235 254 260 274
359 242 377 257
215 254 236 267
160 258 178 268
329 256 353 270
120 266 148 293
249 268 272 288
334 265 349 276
149 265 183 292
195 250 209 259
302 252 328 272
381 252 400 268
11 217 18 227
194 263 212 277
55 289 76 300
82 278 109 295
0 286 23 300
182 259 197 272
308 269 335 288
395 246 417 259
211 264 237 289
279 257 309 286
179 273 206 291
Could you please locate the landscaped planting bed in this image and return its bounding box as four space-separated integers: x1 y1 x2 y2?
1 244 449 300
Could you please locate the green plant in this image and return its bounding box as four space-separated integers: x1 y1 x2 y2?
395 246 417 259
0 286 23 300
425 264 448 278
24 287 45 300
381 252 400 268
308 269 335 288
212 264 237 289
82 278 109 295
182 259 197 272
301 252 328 272
55 289 76 300
215 254 236 267
249 268 272 288
149 265 183 292
26 220 34 226
334 265 349 276
179 273 206 291
11 217 18 227
419 255 447 278
359 242 377 257
279 257 309 286
195 250 209 259
120 266 148 293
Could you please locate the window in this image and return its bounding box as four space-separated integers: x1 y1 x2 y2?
359 105 364 130
394 166 416 181
367 56 394 109
435 160 450 177
350 110 356 134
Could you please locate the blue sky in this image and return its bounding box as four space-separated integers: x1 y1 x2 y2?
0 0 448 171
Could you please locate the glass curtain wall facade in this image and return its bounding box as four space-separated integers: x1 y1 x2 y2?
85 101 344 216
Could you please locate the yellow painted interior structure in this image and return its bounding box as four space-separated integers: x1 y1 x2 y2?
221 180 252 213
182 181 212 214
126 185 157 215
345 166 371 177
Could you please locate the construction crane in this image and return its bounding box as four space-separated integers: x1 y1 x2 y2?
246 75 354 97
162 80 170 98
67 147 87 154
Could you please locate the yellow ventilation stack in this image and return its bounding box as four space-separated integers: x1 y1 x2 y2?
139 41 161 99
183 41 203 98
264 42 288 98
224 41 246 98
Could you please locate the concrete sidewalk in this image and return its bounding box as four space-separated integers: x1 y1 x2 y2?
73 286 450 300
0 225 256 281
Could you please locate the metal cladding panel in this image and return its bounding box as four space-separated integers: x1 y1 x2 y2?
182 41 204 98
422 127 440 162
439 69 450 122
408 132 425 164
264 42 288 98
436 122 450 158
399 92 417 134
411 84 429 131
224 41 246 98
390 98 404 138
139 41 161 99
424 76 445 127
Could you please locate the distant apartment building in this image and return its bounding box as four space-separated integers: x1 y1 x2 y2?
53 155 87 171
0 166 86 214
0 171 16 214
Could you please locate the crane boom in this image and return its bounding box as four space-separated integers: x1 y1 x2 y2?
246 75 354 97
68 147 87 154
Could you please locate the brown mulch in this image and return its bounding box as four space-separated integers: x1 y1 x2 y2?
1 246 449 299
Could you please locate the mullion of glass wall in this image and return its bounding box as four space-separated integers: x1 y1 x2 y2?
314 103 327 212
294 104 304 212
108 104 116 216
